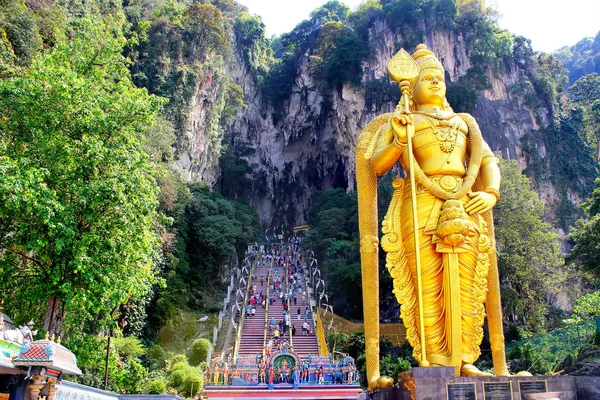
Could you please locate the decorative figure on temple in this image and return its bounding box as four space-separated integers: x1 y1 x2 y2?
268 367 275 384
21 321 36 342
342 363 349 383
301 360 310 383
231 365 241 381
2 320 36 345
222 362 229 385
258 357 267 384
348 362 356 384
316 365 324 384
356 44 516 390
293 366 300 385
210 357 222 385
277 366 285 383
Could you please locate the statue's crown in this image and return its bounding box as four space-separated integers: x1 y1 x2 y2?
412 44 444 72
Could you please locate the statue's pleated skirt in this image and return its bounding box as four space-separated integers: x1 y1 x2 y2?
400 188 487 368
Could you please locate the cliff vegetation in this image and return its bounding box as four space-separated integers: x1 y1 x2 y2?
1 0 600 386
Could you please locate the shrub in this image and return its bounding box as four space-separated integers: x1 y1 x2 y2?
188 338 212 366
146 378 168 394
508 343 554 375
169 360 204 396
148 345 169 370
3 10 42 64
113 337 146 358
380 354 411 381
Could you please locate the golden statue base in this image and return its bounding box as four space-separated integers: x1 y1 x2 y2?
365 367 576 400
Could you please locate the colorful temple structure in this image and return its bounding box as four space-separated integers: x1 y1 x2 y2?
0 310 83 400
0 314 181 400
203 242 363 399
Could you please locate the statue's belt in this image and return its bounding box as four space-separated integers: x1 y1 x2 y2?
402 175 465 198
400 175 481 237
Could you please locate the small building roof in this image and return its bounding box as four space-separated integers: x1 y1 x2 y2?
13 338 82 375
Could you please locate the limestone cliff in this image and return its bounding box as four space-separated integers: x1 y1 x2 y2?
177 11 596 231
175 66 227 188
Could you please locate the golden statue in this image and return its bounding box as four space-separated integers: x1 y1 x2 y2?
356 44 510 390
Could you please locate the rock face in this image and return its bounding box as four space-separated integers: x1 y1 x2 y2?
176 18 591 229
175 67 226 188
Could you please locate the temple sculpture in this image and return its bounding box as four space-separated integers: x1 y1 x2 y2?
356 44 515 390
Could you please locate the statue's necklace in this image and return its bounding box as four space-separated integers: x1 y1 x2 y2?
414 111 460 153
400 113 484 201
434 120 459 153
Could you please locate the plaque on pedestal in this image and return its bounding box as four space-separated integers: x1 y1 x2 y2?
483 382 513 400
447 382 476 400
518 380 547 400
369 367 575 400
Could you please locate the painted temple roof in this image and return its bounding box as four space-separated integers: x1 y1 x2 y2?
12 338 82 375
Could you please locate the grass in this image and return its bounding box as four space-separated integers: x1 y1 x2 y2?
157 310 219 354
320 310 406 347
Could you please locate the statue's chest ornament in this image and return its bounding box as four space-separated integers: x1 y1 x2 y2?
435 124 458 153
414 112 462 153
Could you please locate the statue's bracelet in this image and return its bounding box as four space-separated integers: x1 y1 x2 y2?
484 187 500 200
393 138 407 148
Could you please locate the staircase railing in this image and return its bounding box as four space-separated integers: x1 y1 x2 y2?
233 257 255 363
305 279 323 355
262 268 271 357
286 265 293 351
315 307 329 356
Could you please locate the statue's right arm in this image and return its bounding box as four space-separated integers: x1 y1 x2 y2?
370 120 407 176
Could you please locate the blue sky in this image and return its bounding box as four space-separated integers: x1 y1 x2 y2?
236 0 600 52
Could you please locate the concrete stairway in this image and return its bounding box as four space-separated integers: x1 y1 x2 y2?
236 249 321 360
291 266 320 360
237 262 270 356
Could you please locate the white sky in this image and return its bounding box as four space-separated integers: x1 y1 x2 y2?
236 0 600 53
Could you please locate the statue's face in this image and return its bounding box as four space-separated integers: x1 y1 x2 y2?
412 67 446 107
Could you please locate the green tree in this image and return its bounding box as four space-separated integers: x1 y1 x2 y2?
347 0 382 40
68 334 149 394
310 1 350 24
233 12 272 84
304 189 362 318
148 182 260 319
568 73 600 158
310 21 369 91
0 18 164 335
494 159 564 333
0 0 42 66
183 3 228 62
569 178 600 277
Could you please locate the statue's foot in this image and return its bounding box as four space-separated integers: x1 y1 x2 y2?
368 376 394 390
461 363 493 377
515 371 533 377
377 375 394 389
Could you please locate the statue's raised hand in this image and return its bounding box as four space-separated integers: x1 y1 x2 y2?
391 112 413 145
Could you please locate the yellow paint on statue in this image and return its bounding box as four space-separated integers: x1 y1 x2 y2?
356 44 510 390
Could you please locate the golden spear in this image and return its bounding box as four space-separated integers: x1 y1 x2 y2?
388 49 429 367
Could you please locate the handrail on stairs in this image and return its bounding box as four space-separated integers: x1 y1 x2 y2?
315 306 329 357
232 255 256 364
262 267 272 357
305 278 328 356
286 263 293 351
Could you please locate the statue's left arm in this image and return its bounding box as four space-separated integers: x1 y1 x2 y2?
465 142 501 215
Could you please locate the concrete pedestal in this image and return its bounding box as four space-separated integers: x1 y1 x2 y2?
367 367 577 400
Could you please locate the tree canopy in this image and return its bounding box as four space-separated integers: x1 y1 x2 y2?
494 159 565 333
0 18 164 335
